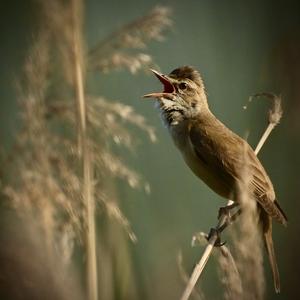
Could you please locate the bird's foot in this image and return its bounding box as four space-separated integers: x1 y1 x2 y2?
218 203 239 220
206 227 226 247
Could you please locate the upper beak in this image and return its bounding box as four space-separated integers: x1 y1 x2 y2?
143 69 175 99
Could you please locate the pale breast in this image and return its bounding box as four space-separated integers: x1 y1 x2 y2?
168 122 232 199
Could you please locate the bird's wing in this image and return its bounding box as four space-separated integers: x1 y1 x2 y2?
189 121 286 224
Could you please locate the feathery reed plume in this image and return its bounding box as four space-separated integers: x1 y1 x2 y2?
88 5 172 74
230 144 265 300
0 212 84 300
216 245 243 300
2 2 172 299
245 93 283 154
180 95 283 300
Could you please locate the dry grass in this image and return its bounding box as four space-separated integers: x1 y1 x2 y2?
228 145 265 300
1 1 172 299
216 245 243 300
88 5 172 74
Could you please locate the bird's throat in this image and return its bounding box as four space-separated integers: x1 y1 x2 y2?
157 98 186 126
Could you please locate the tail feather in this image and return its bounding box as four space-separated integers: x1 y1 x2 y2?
261 213 281 293
274 200 288 226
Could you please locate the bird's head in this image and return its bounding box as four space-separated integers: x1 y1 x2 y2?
143 66 208 125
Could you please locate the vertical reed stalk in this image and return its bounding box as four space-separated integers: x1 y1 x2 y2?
71 1 98 300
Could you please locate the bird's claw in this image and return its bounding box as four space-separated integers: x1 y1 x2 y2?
206 227 226 247
218 206 231 220
218 203 239 221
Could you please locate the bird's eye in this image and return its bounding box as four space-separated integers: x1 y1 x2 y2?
179 82 187 90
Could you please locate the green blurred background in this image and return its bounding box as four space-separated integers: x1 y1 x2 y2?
1 0 300 299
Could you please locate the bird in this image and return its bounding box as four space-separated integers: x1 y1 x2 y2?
143 66 287 293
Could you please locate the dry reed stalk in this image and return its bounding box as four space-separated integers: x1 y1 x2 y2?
180 95 283 300
177 251 205 300
70 1 98 300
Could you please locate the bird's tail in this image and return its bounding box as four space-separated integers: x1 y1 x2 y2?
261 212 281 293
274 200 288 226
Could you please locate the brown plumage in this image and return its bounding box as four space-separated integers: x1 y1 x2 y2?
144 66 287 293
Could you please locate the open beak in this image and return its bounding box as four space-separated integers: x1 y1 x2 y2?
143 69 175 99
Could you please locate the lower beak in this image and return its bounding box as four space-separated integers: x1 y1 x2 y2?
143 69 175 99
143 92 170 98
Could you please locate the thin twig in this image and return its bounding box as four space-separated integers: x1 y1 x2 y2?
253 93 282 154
177 251 204 300
254 123 275 155
180 94 282 300
180 201 232 300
